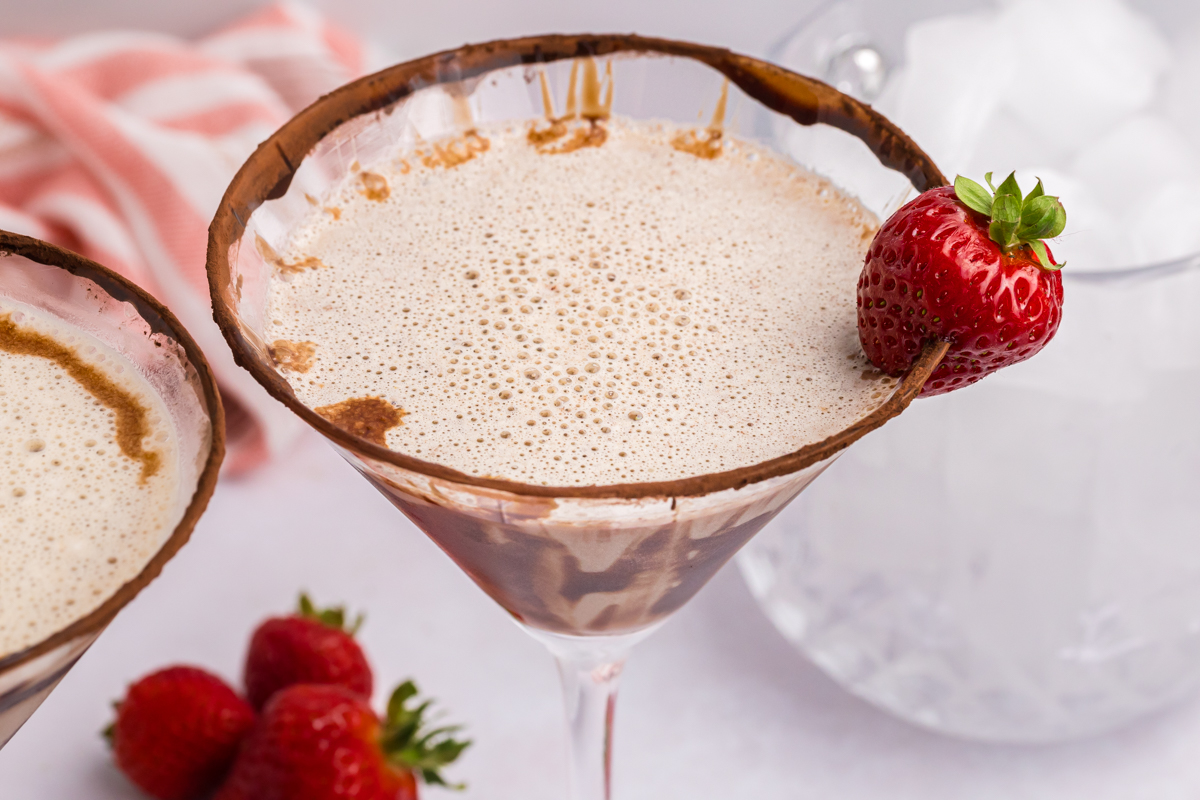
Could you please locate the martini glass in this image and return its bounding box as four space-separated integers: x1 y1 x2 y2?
207 34 947 800
0 230 225 749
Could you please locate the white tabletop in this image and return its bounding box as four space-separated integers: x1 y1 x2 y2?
3 431 1200 799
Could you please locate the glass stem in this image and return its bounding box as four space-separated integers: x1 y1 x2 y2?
558 649 622 800
530 627 659 800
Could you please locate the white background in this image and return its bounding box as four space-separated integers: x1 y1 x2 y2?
3 1 1200 797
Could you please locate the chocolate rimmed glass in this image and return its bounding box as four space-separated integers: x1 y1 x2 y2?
207 34 947 800
0 231 225 749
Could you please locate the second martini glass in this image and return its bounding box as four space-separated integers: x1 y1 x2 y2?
0 231 224 749
207 34 947 800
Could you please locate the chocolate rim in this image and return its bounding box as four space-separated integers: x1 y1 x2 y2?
207 33 949 501
0 230 226 673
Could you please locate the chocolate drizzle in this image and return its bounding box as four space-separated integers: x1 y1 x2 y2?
315 396 406 446
527 58 613 154
671 78 730 159
0 312 161 482
268 339 317 373
216 34 944 205
358 171 390 201
416 130 490 168
255 233 328 275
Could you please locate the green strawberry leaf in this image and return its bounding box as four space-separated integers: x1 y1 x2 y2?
1048 203 1067 239
954 175 994 215
989 193 1022 249
386 680 419 722
1017 195 1062 240
958 172 1068 273
994 171 1023 202
297 593 364 635
1027 240 1063 271
381 679 471 790
102 699 121 746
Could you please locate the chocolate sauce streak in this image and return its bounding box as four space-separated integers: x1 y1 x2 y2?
358 171 390 200
269 339 316 373
0 313 161 482
671 78 729 160
255 233 328 275
315 396 406 446
238 34 944 203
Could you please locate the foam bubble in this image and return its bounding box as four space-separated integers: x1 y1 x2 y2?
265 117 893 486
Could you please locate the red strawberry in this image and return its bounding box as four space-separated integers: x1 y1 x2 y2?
215 682 469 800
244 593 373 709
857 172 1066 395
107 666 256 800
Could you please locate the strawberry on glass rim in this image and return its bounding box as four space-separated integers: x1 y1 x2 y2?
857 171 1067 396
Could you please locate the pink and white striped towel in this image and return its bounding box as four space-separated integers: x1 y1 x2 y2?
0 3 368 473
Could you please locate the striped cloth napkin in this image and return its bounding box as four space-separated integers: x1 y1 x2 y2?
0 3 369 473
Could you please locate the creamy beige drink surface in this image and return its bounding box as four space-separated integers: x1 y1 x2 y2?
264 117 894 486
0 305 181 658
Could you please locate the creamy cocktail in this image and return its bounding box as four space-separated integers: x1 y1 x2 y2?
0 306 182 659
263 118 894 486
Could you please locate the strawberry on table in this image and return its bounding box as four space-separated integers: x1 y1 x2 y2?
244 593 373 709
107 666 256 800
857 172 1066 395
215 681 469 800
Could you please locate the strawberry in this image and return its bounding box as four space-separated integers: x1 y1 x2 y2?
214 682 469 800
857 172 1066 395
106 666 256 800
244 593 373 709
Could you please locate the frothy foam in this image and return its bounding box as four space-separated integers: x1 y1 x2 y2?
264 117 896 486
0 305 181 658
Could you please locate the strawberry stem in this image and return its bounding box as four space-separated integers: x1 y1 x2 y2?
954 172 1066 271
297 593 364 635
380 680 471 789
101 700 121 746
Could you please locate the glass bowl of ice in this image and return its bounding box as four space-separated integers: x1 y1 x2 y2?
738 0 1200 742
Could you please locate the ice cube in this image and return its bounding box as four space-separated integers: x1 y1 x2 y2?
998 0 1171 151
878 12 1015 171
961 108 1070 184
1071 115 1200 219
1164 33 1200 154
1011 168 1135 272
1131 180 1200 265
